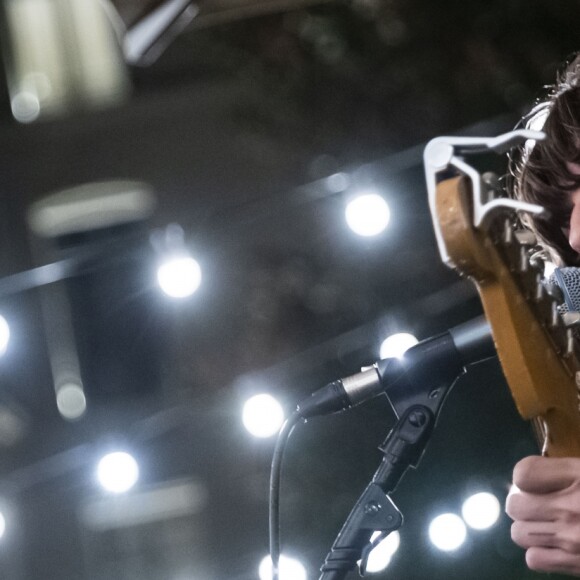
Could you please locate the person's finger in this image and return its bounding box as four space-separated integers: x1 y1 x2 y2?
513 456 580 493
526 546 580 576
506 489 558 521
511 520 559 549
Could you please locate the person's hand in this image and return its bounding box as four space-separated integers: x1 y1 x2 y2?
506 455 580 576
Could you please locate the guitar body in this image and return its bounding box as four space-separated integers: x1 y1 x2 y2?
436 175 580 457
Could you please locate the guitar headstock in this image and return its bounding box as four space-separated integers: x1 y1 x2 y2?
425 132 580 457
424 130 545 267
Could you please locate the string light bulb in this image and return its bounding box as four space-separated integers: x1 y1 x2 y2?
345 192 390 236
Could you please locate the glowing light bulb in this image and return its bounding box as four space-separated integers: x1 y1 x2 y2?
345 193 390 236
461 492 501 530
379 332 418 359
242 394 285 438
97 452 139 493
428 513 466 551
258 555 307 580
365 530 400 572
0 512 7 539
157 256 201 298
0 315 10 356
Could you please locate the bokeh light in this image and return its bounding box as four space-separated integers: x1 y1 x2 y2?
0 315 10 356
258 554 307 580
97 451 139 494
0 512 6 539
242 394 285 438
461 492 501 530
157 255 202 298
428 513 467 551
365 530 400 573
379 332 418 359
345 193 390 236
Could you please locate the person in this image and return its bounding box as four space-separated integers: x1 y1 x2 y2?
505 52 580 577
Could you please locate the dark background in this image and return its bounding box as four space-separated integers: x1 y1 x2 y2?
0 0 576 578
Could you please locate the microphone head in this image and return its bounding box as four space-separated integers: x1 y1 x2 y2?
548 267 580 312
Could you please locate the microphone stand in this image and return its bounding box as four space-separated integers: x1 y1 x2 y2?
319 351 468 580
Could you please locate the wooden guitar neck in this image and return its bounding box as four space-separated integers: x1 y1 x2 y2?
435 175 580 456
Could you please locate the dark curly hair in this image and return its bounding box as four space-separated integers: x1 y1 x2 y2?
510 53 580 266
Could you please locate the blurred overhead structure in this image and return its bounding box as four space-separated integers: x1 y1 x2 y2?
27 181 162 416
107 0 200 66
2 0 130 122
114 0 337 30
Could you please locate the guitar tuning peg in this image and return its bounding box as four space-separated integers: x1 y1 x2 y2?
519 246 529 272
514 230 537 246
545 283 565 303
562 312 580 328
482 172 500 187
566 328 576 357
529 251 544 273
535 277 545 301
503 219 513 245
482 172 501 202
551 301 561 327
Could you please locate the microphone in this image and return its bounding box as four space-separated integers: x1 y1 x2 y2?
297 315 496 419
550 267 580 312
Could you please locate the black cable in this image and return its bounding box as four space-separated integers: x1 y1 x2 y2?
269 410 302 580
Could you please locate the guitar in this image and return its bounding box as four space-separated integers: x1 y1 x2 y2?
424 131 580 457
